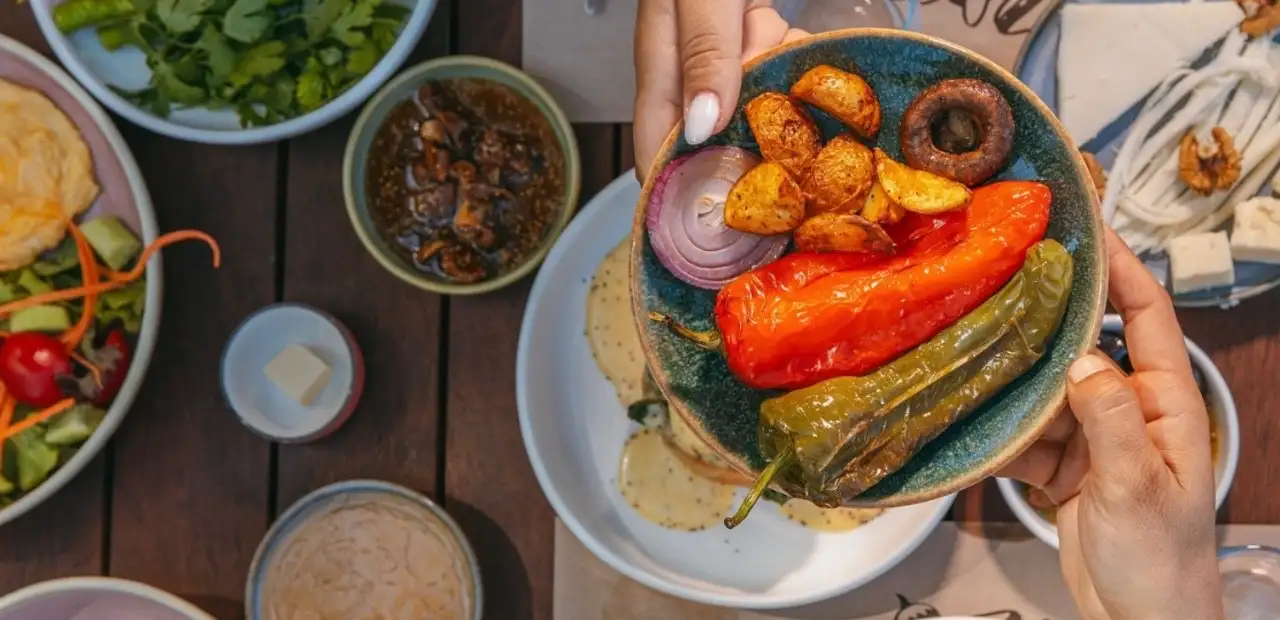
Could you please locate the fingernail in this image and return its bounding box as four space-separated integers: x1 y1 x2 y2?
684 92 720 145
1069 354 1110 384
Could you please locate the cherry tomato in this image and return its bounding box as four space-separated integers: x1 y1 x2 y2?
0 333 72 407
90 329 131 407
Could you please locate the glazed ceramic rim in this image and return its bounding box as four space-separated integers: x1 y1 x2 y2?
0 576 214 618
996 312 1242 550
0 33 162 528
29 0 436 145
217 303 366 444
245 479 483 620
342 55 582 296
629 27 1108 508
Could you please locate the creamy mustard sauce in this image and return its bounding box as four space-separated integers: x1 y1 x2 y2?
587 240 646 406
260 493 474 620
780 499 885 532
618 429 737 531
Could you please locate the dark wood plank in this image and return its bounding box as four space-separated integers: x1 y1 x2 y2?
1181 290 1280 524
274 3 453 510
449 4 623 619
107 132 276 619
443 120 616 620
0 7 106 592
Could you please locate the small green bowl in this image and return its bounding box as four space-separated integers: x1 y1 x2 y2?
630 29 1107 507
344 55 582 295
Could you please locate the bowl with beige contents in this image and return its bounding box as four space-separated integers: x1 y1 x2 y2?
246 479 482 620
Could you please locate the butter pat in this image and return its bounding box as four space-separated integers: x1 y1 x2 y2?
1168 232 1235 294
264 344 332 406
1231 198 1280 264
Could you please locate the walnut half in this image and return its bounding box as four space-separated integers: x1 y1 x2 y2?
1179 127 1241 196
1239 0 1280 38
1080 150 1107 196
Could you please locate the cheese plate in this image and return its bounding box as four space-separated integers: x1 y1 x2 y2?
1019 0 1280 308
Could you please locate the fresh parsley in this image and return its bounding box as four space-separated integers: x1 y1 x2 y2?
51 0 411 129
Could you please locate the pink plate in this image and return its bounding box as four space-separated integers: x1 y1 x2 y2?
0 33 160 527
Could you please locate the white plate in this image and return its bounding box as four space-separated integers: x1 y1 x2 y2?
1018 0 1280 308
516 171 955 610
28 0 437 145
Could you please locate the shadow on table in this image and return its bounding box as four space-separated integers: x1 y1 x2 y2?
447 499 534 620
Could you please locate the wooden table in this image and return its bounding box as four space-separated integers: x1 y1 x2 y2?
2 1 1280 618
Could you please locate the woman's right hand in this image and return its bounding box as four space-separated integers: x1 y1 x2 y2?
633 0 808 180
1001 229 1224 620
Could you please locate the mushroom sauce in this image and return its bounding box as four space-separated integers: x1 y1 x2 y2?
365 78 566 284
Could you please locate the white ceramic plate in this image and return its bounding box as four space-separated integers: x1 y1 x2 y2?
516 171 955 610
28 0 437 145
996 313 1241 549
1018 0 1280 308
0 34 161 527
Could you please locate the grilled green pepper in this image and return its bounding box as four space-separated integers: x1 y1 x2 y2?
725 240 1074 527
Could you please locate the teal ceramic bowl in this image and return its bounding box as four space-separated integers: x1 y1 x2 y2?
629 29 1106 507
344 56 581 296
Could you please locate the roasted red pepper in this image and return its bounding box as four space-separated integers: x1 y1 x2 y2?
715 181 1052 390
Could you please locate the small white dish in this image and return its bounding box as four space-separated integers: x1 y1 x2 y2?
516 171 955 610
0 577 213 619
997 313 1240 549
28 0 436 145
220 303 364 443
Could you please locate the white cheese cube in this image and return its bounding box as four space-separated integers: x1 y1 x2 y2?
1168 232 1235 295
264 344 332 406
1231 198 1280 264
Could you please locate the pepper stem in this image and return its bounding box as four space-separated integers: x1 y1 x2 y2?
724 448 794 529
647 312 723 352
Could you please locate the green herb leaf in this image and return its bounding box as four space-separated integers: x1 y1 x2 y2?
345 40 379 76
153 60 208 105
227 40 286 88
301 0 347 42
329 0 376 46
222 0 272 43
295 57 328 112
317 46 344 66
196 24 235 86
155 0 214 34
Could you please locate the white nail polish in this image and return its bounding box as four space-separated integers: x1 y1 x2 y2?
684 92 720 145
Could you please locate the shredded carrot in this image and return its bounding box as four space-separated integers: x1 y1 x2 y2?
60 221 100 350
2 398 76 440
0 231 221 319
0 386 12 464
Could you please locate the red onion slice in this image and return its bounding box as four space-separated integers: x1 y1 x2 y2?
646 146 790 290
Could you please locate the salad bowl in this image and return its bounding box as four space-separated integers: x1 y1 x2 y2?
0 34 160 526
631 28 1107 509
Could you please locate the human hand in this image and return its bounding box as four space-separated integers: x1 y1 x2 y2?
633 0 809 179
1000 228 1223 620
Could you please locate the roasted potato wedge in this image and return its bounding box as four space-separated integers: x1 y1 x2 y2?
725 162 806 235
744 92 822 179
861 181 906 225
790 65 882 139
873 149 972 214
793 213 895 254
803 134 875 216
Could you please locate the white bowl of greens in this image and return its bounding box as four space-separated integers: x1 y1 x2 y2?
28 0 438 145
0 34 166 526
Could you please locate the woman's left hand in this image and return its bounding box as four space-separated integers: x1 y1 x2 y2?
633 0 809 180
